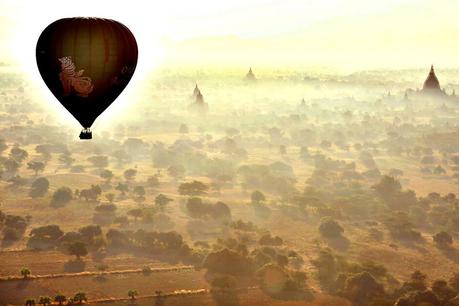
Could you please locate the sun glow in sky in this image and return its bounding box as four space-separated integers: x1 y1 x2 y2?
1 0 458 71
0 0 457 133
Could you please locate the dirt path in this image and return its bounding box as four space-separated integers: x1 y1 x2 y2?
0 265 195 282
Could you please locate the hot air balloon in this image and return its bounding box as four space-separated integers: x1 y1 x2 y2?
36 17 138 139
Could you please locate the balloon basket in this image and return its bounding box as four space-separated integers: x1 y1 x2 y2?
79 128 92 140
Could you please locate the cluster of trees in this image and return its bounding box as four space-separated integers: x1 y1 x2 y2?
105 228 202 264
185 197 231 221
309 247 459 305
27 223 206 266
0 210 28 244
24 292 87 305
202 228 307 302
76 185 102 202
237 163 296 196
27 224 102 256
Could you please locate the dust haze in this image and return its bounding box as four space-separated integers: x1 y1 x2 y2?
1 63 459 306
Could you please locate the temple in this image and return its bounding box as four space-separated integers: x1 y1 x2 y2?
192 83 200 98
188 85 208 115
422 65 443 95
245 67 256 81
404 65 458 101
195 91 205 104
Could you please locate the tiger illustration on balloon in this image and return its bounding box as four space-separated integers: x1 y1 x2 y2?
58 56 94 97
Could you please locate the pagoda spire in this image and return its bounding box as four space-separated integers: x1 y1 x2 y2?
193 83 200 97
422 64 442 93
245 67 256 81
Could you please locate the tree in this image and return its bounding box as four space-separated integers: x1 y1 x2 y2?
319 217 344 238
100 169 113 183
38 296 52 306
450 272 459 293
113 149 130 165
433 231 453 248
133 186 146 203
20 267 31 279
58 152 74 167
78 225 102 245
73 292 87 304
178 180 208 196
128 208 143 221
68 241 88 260
343 272 385 306
27 161 45 175
128 289 138 300
259 234 283 246
87 155 108 168
124 168 137 181
251 190 266 204
10 147 28 163
29 177 49 198
30 225 63 240
3 158 20 173
212 201 231 220
25 298 35 306
167 165 186 179
372 176 401 199
8 175 27 188
179 123 189 134
115 183 129 195
146 176 160 188
155 194 173 211
79 185 102 201
95 203 117 215
432 279 456 302
186 197 212 218
28 225 64 249
203 248 253 276
54 294 66 306
35 145 51 161
51 186 73 207
105 193 115 203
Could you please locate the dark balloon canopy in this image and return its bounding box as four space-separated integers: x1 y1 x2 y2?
36 17 138 139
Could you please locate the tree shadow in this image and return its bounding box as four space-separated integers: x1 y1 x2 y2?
93 275 109 283
397 239 428 253
63 259 86 273
1 239 16 248
265 288 314 302
439 246 459 263
15 279 30 290
325 236 350 252
211 290 241 306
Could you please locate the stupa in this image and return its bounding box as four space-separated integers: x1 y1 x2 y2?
188 86 208 115
422 65 444 95
192 83 200 98
245 67 256 81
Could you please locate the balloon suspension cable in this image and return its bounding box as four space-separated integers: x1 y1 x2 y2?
79 127 92 140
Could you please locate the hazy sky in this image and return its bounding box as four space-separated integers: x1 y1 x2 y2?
1 0 458 70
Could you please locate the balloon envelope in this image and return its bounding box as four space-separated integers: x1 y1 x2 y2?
36 17 138 138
